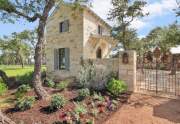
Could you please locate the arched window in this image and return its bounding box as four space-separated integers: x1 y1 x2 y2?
96 47 102 59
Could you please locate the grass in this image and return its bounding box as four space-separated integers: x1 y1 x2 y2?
0 65 46 77
0 65 46 109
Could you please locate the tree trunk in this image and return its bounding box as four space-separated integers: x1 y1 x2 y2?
19 55 24 69
32 0 55 100
122 25 127 50
0 70 9 84
0 111 16 124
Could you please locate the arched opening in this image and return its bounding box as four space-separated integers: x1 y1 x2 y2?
96 47 102 59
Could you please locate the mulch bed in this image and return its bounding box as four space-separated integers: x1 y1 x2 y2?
2 88 131 124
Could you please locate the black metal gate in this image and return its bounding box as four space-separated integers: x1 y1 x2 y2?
136 48 180 96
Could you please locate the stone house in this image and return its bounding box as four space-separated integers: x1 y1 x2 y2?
45 4 117 80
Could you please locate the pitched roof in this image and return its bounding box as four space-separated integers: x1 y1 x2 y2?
48 3 112 29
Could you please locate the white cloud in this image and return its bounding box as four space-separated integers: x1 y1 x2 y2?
143 0 178 18
91 0 112 23
130 19 147 29
90 0 178 30
130 0 178 30
138 35 146 39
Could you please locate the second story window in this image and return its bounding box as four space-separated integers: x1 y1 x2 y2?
60 20 69 33
98 25 103 35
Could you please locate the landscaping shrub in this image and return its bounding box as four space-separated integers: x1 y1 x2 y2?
44 79 55 88
106 78 127 96
93 92 105 102
50 94 66 110
74 102 87 115
0 81 7 95
91 108 98 117
79 60 96 88
17 72 33 85
56 81 69 90
78 88 90 100
15 84 31 98
15 96 35 111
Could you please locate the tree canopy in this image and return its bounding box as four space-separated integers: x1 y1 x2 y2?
108 0 148 50
0 30 36 66
0 0 90 100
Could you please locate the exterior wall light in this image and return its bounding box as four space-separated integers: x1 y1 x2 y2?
122 52 129 64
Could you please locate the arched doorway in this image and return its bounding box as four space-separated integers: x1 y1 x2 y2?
96 47 102 59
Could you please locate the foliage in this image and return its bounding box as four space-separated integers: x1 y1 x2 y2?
108 0 147 50
90 108 98 117
79 60 96 88
0 81 7 95
44 79 55 88
0 0 90 100
74 102 87 115
78 88 90 99
112 28 139 50
17 72 33 85
144 23 180 53
93 92 105 102
15 84 31 99
107 100 118 111
50 94 66 110
15 96 35 111
86 119 94 124
0 30 36 67
56 81 69 90
106 78 127 96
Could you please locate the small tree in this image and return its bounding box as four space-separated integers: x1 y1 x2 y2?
108 0 148 50
0 0 90 100
0 31 33 68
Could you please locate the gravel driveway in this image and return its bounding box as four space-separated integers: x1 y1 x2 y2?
105 94 180 124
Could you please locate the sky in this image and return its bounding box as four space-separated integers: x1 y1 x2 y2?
0 0 179 38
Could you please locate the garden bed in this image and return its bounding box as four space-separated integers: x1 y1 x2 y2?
2 88 131 124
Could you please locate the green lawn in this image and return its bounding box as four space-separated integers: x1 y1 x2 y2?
0 65 46 77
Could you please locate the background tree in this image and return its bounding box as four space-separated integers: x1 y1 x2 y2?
112 28 139 50
144 23 180 53
108 0 148 50
0 0 90 100
0 31 34 67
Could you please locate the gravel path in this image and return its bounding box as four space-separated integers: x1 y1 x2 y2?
105 94 180 124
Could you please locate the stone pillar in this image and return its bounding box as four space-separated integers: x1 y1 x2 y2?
119 51 137 92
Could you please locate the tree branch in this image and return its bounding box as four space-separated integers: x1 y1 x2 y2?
11 9 42 22
0 0 42 22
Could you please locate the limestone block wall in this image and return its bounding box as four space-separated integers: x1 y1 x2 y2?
83 58 119 90
118 51 137 92
45 5 84 80
83 10 111 59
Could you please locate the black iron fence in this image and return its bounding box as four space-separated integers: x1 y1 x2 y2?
136 48 180 96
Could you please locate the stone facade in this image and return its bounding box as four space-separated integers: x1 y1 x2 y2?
81 51 137 91
45 4 137 92
119 51 137 92
46 5 84 80
83 58 119 90
45 4 117 80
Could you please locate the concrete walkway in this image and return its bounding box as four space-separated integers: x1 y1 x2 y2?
105 94 180 124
